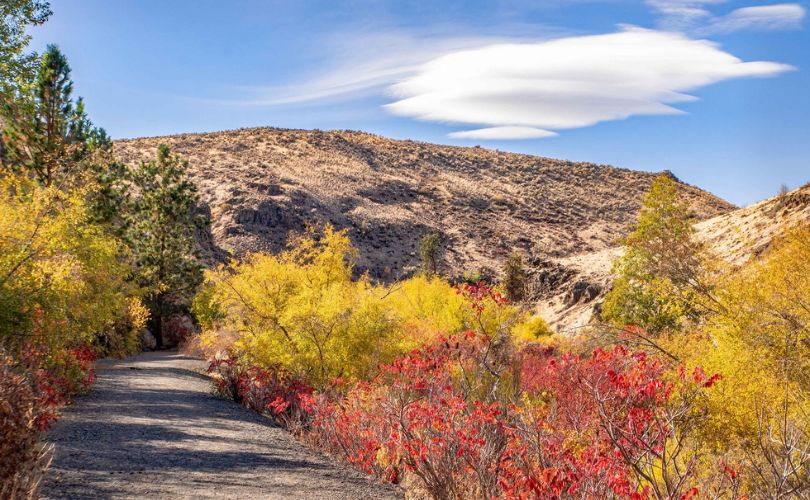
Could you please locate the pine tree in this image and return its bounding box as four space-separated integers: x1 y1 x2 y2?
502 251 527 303
125 145 203 347
1 44 126 226
602 174 710 333
1 44 111 187
419 232 441 277
1 0 51 167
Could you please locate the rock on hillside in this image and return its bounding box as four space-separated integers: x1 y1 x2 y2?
114 127 735 330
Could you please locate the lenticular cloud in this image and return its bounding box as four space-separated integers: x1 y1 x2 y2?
385 28 793 140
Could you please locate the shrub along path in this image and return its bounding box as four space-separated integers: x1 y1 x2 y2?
41 351 400 499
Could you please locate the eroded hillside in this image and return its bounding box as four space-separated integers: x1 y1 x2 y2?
115 127 735 330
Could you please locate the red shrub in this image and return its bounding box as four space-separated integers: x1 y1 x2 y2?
456 281 508 315
163 314 197 347
1 349 53 499
208 356 314 432
206 285 726 499
303 338 723 498
305 383 392 477
502 345 722 499
1 340 100 499
304 333 509 497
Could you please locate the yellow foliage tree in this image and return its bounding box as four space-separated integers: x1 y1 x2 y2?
195 226 400 385
0 174 141 356
512 314 554 344
713 226 809 494
381 275 465 347
195 225 537 387
664 225 810 495
718 226 809 391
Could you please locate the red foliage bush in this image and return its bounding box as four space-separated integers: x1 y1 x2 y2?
1 343 98 499
303 332 512 497
502 345 676 498
456 281 509 314
209 284 728 499
1 350 52 499
313 338 722 498
208 355 314 432
304 383 393 478
163 314 197 347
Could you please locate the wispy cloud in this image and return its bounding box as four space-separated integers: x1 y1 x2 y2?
700 3 806 34
645 0 723 31
646 0 806 34
215 25 564 107
386 28 793 139
209 12 798 141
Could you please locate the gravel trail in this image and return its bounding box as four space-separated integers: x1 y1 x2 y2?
41 351 401 499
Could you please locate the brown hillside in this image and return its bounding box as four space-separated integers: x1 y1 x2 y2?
114 127 734 329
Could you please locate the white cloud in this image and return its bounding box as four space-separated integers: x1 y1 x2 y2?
385 28 793 139
449 127 558 139
210 21 796 141
701 3 806 34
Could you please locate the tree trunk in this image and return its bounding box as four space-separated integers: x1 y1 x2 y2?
154 295 164 349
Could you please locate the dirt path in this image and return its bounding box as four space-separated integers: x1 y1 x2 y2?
41 351 401 499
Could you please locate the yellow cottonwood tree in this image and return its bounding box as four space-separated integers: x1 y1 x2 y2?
0 174 141 355
195 226 401 385
664 225 810 495
195 225 536 386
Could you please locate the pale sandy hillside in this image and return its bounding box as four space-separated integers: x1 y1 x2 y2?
540 183 810 331
695 183 810 266
114 127 735 331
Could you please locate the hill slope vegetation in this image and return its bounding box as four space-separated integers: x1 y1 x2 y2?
115 127 736 329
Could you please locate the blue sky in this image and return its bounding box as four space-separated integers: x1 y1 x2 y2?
29 0 809 206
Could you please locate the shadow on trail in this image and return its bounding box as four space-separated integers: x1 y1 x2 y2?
41 351 401 499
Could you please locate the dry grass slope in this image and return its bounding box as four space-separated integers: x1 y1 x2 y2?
115 127 736 330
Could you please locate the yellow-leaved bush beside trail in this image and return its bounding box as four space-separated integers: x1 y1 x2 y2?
657 225 810 492
193 225 550 387
0 174 146 357
592 175 810 493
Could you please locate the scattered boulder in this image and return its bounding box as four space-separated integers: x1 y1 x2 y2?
139 329 157 351
525 259 577 300
565 281 603 306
